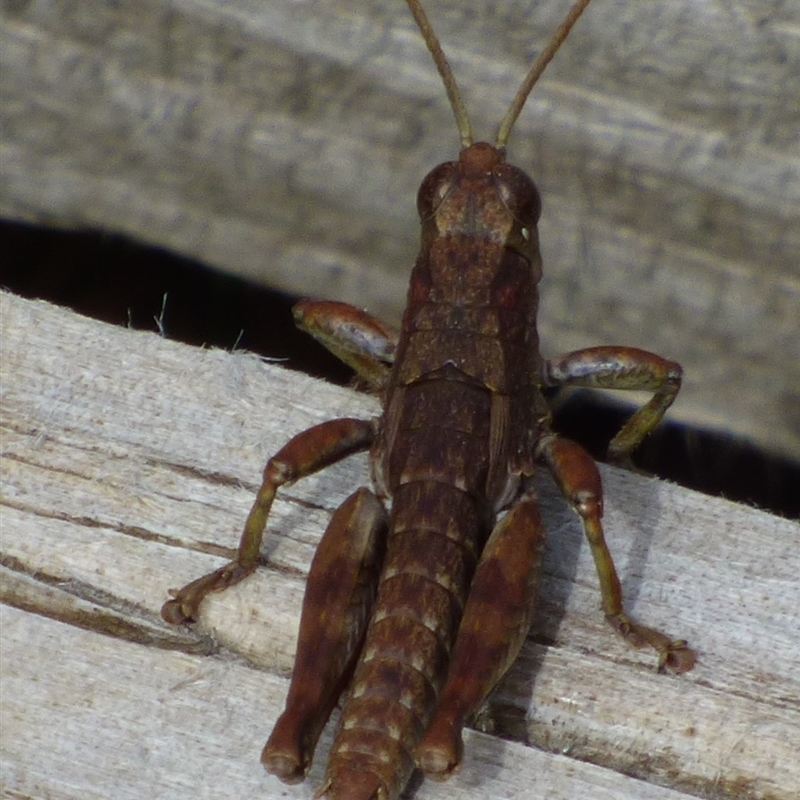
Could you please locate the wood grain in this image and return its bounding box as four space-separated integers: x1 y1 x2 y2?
1 291 798 800
1 0 798 462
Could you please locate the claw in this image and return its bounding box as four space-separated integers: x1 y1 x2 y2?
160 595 194 624
607 612 697 674
658 640 697 675
160 562 256 625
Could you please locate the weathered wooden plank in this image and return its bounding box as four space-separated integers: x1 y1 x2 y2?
1 603 701 800
1 292 798 800
1 1 798 461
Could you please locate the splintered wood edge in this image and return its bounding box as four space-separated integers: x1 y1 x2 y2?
2 292 798 800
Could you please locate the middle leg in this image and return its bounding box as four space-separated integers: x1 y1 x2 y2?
161 417 377 624
538 433 695 674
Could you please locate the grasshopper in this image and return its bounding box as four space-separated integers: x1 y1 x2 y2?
162 1 696 797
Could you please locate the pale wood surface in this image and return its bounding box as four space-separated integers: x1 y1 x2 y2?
1 291 799 800
1 1 799 463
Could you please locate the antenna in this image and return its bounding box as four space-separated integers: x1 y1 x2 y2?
496 0 593 147
405 0 594 150
405 0 473 148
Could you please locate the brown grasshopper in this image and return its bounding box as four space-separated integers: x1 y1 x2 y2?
162 1 696 797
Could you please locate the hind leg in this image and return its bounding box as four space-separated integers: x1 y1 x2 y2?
262 488 387 783
415 493 545 778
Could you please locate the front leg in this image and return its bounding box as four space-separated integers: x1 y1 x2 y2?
293 300 399 392
162 417 376 624
542 346 681 464
539 434 696 674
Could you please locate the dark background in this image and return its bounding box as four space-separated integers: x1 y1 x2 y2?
3 218 797 520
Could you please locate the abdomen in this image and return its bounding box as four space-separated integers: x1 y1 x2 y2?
323 378 493 799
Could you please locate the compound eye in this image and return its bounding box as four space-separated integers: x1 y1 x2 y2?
495 165 541 226
417 161 457 220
